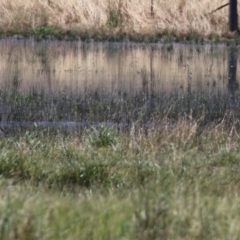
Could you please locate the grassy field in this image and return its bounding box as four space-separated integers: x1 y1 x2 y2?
0 0 239 41
1 118 240 239
2 1 240 238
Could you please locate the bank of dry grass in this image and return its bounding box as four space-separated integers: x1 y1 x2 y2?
0 0 237 39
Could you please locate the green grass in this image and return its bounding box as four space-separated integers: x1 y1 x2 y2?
1 121 240 239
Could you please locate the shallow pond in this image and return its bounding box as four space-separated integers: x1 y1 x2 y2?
0 38 239 128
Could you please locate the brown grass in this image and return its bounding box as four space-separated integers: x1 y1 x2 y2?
0 0 236 37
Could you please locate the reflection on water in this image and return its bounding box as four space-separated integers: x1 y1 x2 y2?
0 38 239 95
0 38 239 125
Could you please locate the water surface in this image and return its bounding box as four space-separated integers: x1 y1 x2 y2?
0 38 239 126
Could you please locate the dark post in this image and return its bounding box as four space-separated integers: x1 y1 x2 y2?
228 47 238 109
229 0 238 31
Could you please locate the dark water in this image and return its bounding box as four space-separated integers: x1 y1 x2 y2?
0 38 239 129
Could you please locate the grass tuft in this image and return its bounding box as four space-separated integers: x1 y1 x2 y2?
83 125 121 148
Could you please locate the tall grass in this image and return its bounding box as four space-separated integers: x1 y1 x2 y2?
1 120 240 239
0 0 236 38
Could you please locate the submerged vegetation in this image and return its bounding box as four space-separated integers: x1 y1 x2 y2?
0 0 240 42
1 88 240 124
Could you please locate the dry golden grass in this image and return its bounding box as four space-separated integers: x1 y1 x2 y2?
0 0 237 36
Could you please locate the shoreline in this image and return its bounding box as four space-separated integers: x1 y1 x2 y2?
1 30 240 45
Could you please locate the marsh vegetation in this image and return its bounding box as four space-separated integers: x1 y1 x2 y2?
1 39 240 239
